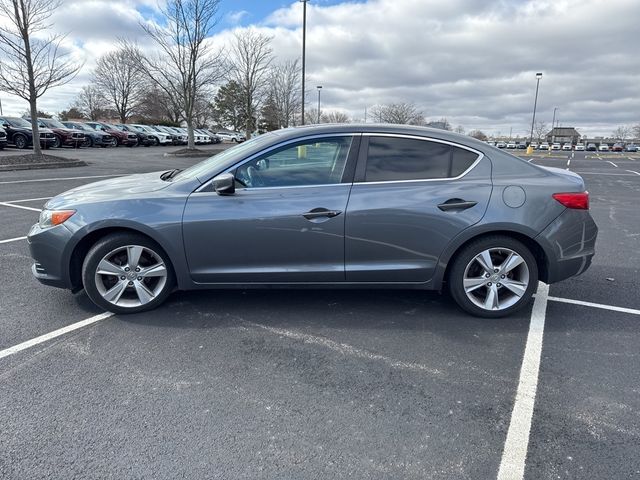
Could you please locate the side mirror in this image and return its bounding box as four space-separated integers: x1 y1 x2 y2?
2 123 9 128
213 172 235 195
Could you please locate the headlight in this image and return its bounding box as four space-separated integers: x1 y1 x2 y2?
39 209 76 228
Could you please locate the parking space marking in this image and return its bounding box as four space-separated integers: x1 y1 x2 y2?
0 174 124 185
0 312 113 361
4 196 52 204
248 321 443 375
497 282 549 480
626 170 640 176
0 236 27 244
574 171 637 177
606 161 618 168
0 202 41 212
548 296 640 316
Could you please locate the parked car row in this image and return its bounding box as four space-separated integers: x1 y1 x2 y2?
486 140 639 153
0 117 246 150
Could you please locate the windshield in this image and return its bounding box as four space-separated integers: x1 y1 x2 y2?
174 132 277 181
42 118 66 128
6 117 32 127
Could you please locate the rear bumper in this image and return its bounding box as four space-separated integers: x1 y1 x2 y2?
535 209 598 283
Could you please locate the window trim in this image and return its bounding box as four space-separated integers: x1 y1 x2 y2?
354 133 484 185
195 133 361 193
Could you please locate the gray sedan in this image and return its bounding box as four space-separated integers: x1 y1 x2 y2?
27 124 597 317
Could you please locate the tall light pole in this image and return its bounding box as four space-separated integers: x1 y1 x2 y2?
316 85 322 124
528 72 543 151
300 0 309 125
551 106 558 145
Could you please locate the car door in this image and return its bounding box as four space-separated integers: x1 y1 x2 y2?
182 134 360 283
345 134 492 282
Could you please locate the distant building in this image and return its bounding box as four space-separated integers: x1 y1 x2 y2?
546 127 581 145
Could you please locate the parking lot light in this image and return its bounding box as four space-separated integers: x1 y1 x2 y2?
527 72 543 154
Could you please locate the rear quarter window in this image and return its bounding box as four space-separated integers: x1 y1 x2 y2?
364 137 479 182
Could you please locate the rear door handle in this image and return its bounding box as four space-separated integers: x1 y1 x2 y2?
303 208 342 220
437 199 478 211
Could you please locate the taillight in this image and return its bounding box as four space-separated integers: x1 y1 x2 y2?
552 192 589 210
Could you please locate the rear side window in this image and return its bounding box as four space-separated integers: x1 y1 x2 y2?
364 137 479 182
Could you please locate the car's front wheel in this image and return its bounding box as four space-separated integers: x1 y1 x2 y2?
82 233 175 314
448 236 538 318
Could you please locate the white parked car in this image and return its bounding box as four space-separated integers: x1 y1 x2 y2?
506 142 517 149
496 141 506 148
599 144 609 152
575 144 585 151
539 143 550 150
131 125 174 145
562 143 572 151
216 131 246 143
551 143 561 151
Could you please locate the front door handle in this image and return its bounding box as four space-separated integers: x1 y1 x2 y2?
437 199 478 211
303 208 342 220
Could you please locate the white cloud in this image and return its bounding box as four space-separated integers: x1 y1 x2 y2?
1 0 638 136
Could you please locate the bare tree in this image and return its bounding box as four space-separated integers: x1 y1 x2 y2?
633 124 640 140
230 30 273 138
268 59 300 128
612 125 632 142
321 110 351 124
93 47 146 124
533 120 548 143
74 85 107 120
468 129 488 141
454 125 465 134
0 0 80 158
370 102 425 125
134 0 226 149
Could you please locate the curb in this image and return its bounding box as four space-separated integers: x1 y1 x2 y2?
0 160 88 172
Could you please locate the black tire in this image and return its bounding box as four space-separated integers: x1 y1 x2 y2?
53 135 62 148
153 136 160 146
448 235 539 318
14 134 28 149
83 136 94 148
82 232 176 314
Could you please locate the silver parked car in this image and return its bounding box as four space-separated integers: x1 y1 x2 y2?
28 124 597 317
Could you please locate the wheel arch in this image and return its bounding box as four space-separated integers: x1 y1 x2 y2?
437 227 550 290
68 226 177 293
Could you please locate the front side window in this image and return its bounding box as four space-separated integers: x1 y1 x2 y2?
365 137 479 182
235 136 353 188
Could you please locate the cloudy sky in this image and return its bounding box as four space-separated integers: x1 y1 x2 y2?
1 0 639 136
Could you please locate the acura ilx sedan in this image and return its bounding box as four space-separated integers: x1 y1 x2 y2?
28 124 597 317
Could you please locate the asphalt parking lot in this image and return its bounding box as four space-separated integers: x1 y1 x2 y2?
0 147 639 479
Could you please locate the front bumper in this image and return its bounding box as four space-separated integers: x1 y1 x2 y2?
27 222 75 289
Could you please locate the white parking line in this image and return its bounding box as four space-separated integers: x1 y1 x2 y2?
4 196 52 203
0 202 41 212
0 236 27 244
626 170 640 176
574 171 636 176
606 161 618 168
0 312 113 361
548 296 640 315
0 174 124 185
497 282 549 480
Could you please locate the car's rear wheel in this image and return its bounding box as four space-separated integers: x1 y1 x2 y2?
448 236 538 318
52 135 62 148
82 233 175 314
83 136 93 148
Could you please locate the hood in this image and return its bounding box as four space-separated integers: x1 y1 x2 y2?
46 171 172 209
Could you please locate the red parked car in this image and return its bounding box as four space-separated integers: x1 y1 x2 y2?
611 143 624 152
85 121 137 147
35 118 85 148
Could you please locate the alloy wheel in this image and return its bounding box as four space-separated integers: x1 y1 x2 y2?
462 247 530 311
94 245 168 308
